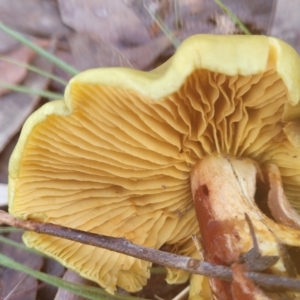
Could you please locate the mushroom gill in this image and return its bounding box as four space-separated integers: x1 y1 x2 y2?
8 35 300 296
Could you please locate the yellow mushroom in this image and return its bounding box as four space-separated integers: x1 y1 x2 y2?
8 35 300 297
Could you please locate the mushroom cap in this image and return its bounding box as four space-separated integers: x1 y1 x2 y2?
8 35 300 293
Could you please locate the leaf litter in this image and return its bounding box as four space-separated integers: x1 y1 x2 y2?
0 40 49 97
0 231 43 300
0 45 55 153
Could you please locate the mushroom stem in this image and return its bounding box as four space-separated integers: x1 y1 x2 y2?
190 155 300 298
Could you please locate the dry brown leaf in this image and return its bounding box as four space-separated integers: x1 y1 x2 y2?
268 0 300 54
123 34 173 70
221 0 274 29
0 231 43 300
0 30 19 54
36 257 65 300
127 0 273 44
0 0 70 37
50 49 75 92
177 0 273 41
68 33 133 71
0 134 18 184
149 3 171 37
54 270 97 300
69 31 173 71
0 183 7 207
0 40 49 97
0 49 54 153
57 0 150 47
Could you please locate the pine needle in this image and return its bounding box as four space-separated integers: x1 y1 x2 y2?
0 22 80 76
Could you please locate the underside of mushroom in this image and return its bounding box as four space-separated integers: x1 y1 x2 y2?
8 35 300 296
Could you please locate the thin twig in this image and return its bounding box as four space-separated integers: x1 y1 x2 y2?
0 210 300 292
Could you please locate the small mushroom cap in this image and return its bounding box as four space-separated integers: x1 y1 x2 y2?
8 35 300 293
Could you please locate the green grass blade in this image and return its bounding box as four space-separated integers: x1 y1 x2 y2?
0 81 63 99
0 237 146 300
0 22 79 76
214 0 251 35
0 235 41 255
0 56 68 86
144 6 180 48
0 226 23 233
174 0 182 30
0 253 145 300
150 267 166 274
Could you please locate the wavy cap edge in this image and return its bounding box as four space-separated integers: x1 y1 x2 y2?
8 100 71 211
65 35 300 105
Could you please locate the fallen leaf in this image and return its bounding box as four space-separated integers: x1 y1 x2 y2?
123 34 173 70
0 40 49 97
0 183 7 207
68 33 133 71
220 0 274 29
0 30 19 54
68 31 173 71
0 231 44 300
0 48 54 153
127 0 171 37
54 270 97 300
268 0 300 54
0 0 70 37
127 0 273 45
176 0 273 41
50 49 74 93
57 0 151 47
134 269 188 300
37 257 65 300
0 134 19 184
209 13 242 34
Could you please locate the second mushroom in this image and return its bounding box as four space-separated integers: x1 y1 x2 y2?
8 35 300 299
